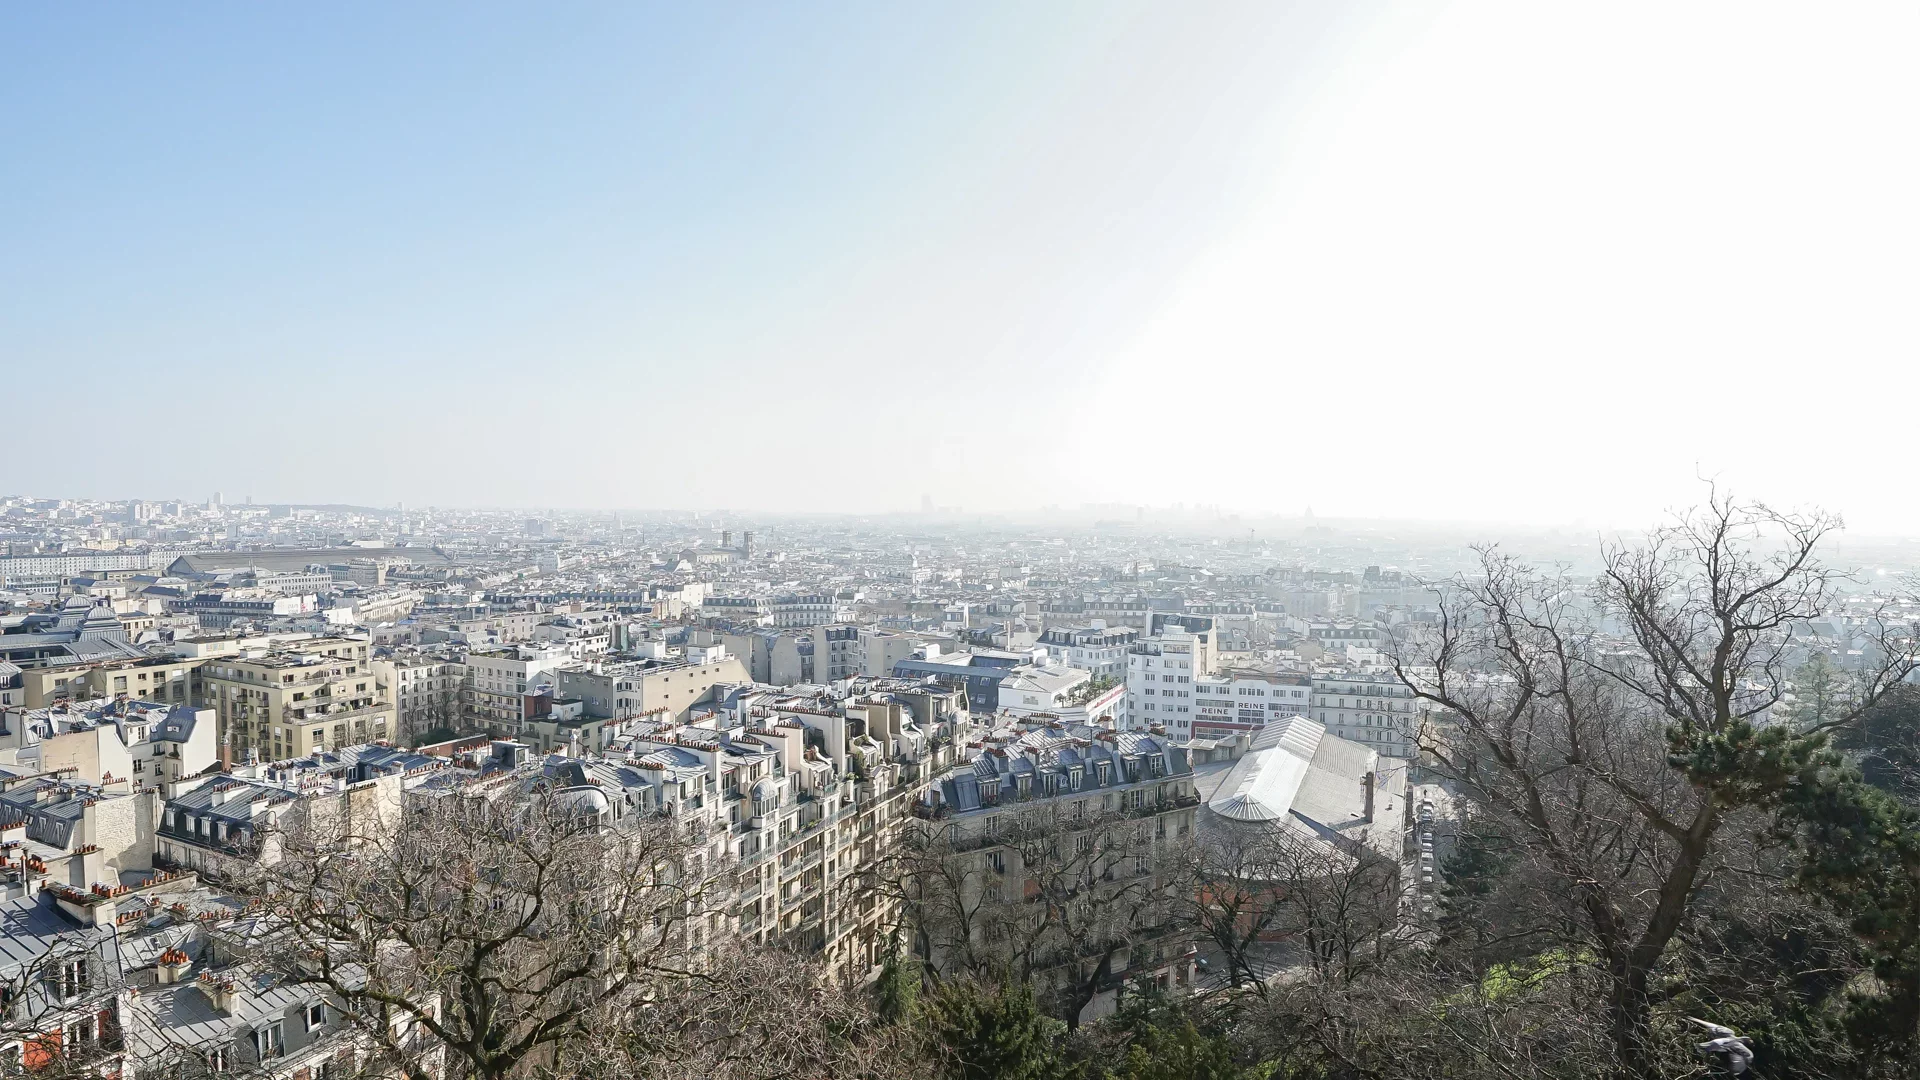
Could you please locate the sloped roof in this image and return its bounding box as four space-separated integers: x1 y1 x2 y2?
1203 715 1396 860
1207 717 1324 823
167 547 454 575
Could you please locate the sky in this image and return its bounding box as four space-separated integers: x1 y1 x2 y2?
4 3 1916 530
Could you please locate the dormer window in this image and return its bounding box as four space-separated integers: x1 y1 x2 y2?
55 957 88 1000
252 1021 284 1060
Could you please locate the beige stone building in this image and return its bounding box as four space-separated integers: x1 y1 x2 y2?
197 636 394 762
372 652 464 744
16 655 204 709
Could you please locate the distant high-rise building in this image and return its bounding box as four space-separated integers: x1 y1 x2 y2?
921 494 934 513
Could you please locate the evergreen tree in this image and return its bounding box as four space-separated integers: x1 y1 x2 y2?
1841 683 1920 802
925 980 1067 1080
1783 754 1920 1072
1112 1021 1268 1080
1435 822 1518 961
875 947 921 1026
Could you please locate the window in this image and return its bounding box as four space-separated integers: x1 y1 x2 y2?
56 957 88 1000
306 1002 326 1031
207 1046 232 1073
252 1021 284 1060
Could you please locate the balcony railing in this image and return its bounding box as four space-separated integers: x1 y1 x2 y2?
283 702 387 724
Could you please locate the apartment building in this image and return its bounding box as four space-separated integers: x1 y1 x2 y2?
723 625 921 687
197 637 393 761
540 679 966 983
155 744 439 878
462 644 570 735
770 593 841 628
174 592 318 629
685 682 969 982
996 664 1123 725
718 628 804 685
373 652 464 743
892 649 1028 712
419 610 544 647
702 596 772 626
921 723 1201 1021
530 611 616 659
1122 618 1217 732
555 647 751 724
0 773 154 892
2 697 218 790
1310 671 1417 758
14 655 203 708
1037 624 1139 679
0 549 166 579
855 627 925 679
1188 670 1311 738
810 623 859 681
1307 622 1388 654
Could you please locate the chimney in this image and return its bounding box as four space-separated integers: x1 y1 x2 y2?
198 971 240 1013
1362 770 1375 823
219 735 232 773
157 949 192 984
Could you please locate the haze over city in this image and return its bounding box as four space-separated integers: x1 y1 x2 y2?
7 3 1915 528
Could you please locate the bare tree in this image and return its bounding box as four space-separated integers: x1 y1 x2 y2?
238 780 724 1080
1171 818 1405 998
901 805 1185 1028
1271 838 1404 987
546 941 924 1080
1165 823 1295 996
1013 811 1169 1028
1390 494 1920 1077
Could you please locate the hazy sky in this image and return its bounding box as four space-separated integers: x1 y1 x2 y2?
5 4 1915 529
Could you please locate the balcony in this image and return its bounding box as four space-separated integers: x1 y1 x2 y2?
780 847 825 877
283 702 387 725
780 881 824 914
